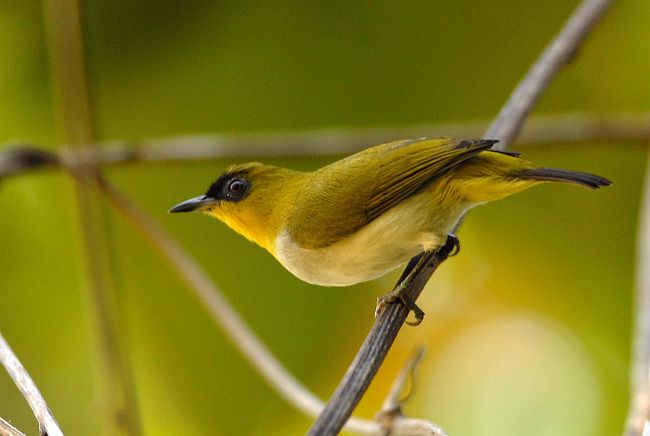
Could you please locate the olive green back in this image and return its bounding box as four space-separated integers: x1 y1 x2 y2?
285 137 495 248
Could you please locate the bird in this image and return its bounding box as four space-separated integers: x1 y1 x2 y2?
169 137 611 323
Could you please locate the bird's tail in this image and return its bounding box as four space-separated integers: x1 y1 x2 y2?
518 168 611 189
450 151 611 204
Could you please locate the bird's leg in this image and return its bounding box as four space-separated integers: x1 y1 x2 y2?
395 251 425 285
376 253 428 326
375 234 461 326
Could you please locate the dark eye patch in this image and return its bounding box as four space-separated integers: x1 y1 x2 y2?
205 172 251 202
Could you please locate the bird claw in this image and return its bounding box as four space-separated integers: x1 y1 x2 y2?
439 234 460 258
374 235 460 326
375 286 425 326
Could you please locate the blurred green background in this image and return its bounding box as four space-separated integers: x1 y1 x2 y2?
0 0 648 434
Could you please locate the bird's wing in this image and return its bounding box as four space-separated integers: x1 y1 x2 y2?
286 137 496 249
364 138 497 220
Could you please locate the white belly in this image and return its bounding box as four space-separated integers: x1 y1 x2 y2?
273 196 457 286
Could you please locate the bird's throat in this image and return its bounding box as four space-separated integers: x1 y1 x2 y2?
209 204 276 253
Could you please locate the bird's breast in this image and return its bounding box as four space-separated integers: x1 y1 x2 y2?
273 194 454 286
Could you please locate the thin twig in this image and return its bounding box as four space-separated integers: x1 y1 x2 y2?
61 112 650 165
375 347 447 436
84 112 643 165
379 346 425 418
389 418 450 436
0 147 60 178
308 0 615 434
0 417 25 436
1 112 647 180
0 331 62 436
625 151 650 435
42 0 140 433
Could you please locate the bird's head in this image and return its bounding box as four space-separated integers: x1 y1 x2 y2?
169 162 296 252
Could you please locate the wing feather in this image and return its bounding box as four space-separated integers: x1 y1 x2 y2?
287 137 497 248
365 138 497 220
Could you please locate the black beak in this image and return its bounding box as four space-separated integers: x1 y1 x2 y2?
168 195 216 213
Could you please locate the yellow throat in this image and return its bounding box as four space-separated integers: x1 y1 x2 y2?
202 162 303 253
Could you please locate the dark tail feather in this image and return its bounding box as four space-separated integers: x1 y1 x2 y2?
519 167 612 189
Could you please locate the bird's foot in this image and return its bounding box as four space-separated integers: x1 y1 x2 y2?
375 285 425 326
374 235 460 326
438 234 460 258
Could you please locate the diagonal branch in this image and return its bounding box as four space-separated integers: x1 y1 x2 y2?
0 417 25 436
0 330 62 436
485 0 615 149
308 0 615 434
91 174 384 434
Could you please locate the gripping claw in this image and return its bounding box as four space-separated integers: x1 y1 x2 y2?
375 289 425 326
374 235 461 326
439 234 460 258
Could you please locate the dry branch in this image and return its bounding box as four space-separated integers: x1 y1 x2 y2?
0 331 62 436
2 112 647 180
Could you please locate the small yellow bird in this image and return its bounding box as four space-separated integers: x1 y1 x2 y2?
170 138 610 319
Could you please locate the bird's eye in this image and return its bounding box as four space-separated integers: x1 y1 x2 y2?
205 173 250 202
228 179 244 193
